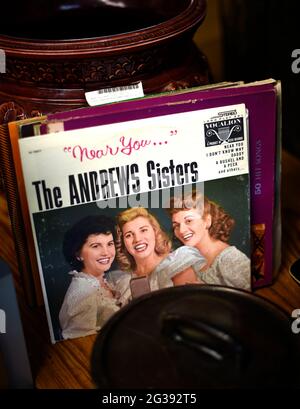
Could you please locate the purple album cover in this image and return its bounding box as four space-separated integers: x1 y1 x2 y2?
45 80 280 288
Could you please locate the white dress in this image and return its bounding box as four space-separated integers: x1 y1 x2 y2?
59 271 121 340
194 245 251 290
115 245 206 305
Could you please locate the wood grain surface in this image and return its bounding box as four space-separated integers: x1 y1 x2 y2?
0 149 300 388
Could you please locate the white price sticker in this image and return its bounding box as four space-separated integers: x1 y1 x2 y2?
85 82 144 106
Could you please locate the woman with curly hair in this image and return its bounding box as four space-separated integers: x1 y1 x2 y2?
115 207 205 304
168 191 250 290
59 215 125 339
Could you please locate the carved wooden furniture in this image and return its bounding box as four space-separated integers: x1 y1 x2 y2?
0 0 209 123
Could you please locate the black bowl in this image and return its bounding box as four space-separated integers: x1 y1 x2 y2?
91 285 300 388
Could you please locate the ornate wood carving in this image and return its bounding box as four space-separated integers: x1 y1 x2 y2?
0 0 209 121
0 102 25 124
5 48 165 85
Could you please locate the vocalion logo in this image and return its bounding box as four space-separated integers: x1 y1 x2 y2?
0 309 6 334
291 309 300 334
0 49 5 73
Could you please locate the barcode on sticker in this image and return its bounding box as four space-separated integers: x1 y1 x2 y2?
98 84 140 94
85 81 144 106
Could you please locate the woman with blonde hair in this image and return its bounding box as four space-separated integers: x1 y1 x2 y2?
115 207 205 304
168 190 251 290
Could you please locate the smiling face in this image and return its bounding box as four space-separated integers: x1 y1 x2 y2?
122 216 156 262
172 208 211 248
79 233 115 277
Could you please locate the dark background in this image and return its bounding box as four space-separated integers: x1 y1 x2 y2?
196 0 300 158
220 0 300 158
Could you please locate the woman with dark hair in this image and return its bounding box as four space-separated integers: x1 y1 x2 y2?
115 207 205 304
59 215 126 339
168 190 250 290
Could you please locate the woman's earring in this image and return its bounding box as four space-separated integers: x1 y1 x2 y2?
76 256 83 261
